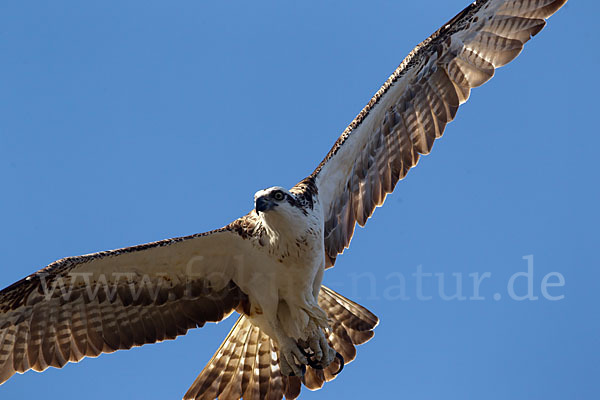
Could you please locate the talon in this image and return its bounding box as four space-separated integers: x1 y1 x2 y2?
307 357 324 370
298 346 312 358
332 352 345 375
298 345 327 370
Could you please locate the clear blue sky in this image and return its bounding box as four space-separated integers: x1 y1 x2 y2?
0 1 597 399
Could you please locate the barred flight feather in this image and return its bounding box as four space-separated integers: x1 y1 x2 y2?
310 0 567 268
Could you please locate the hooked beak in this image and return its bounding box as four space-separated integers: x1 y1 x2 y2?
255 196 276 213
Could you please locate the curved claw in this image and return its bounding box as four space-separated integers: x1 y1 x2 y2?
307 357 324 370
298 346 344 374
332 352 345 376
298 347 312 358
298 347 324 370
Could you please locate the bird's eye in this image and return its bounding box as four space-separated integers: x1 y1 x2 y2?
273 191 284 201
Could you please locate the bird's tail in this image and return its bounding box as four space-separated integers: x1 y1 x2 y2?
183 285 378 400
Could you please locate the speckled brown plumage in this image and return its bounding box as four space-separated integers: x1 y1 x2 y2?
225 212 263 241
290 177 318 211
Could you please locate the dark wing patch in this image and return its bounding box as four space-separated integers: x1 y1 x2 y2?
226 212 263 240
290 177 318 211
306 0 567 267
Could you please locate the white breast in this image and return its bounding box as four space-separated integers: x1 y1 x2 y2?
234 198 326 340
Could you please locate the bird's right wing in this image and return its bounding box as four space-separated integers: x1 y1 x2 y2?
304 0 568 267
0 220 261 385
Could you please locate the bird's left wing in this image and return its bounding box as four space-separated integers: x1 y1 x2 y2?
0 224 257 384
305 0 567 267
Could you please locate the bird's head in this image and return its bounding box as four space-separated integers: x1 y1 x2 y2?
254 186 310 233
254 186 294 214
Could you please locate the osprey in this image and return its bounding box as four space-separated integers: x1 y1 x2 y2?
0 0 567 398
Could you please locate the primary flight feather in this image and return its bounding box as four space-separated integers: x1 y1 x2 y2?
0 1 567 398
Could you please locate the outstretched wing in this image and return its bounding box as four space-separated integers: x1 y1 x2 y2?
306 0 567 267
0 225 255 384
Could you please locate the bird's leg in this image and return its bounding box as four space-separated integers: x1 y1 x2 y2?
298 346 345 375
297 321 340 372
278 336 308 377
272 320 345 376
247 300 308 377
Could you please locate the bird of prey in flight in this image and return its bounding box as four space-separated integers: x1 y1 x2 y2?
0 0 568 398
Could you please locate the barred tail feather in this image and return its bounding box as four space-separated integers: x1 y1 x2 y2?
303 286 379 391
184 286 378 399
